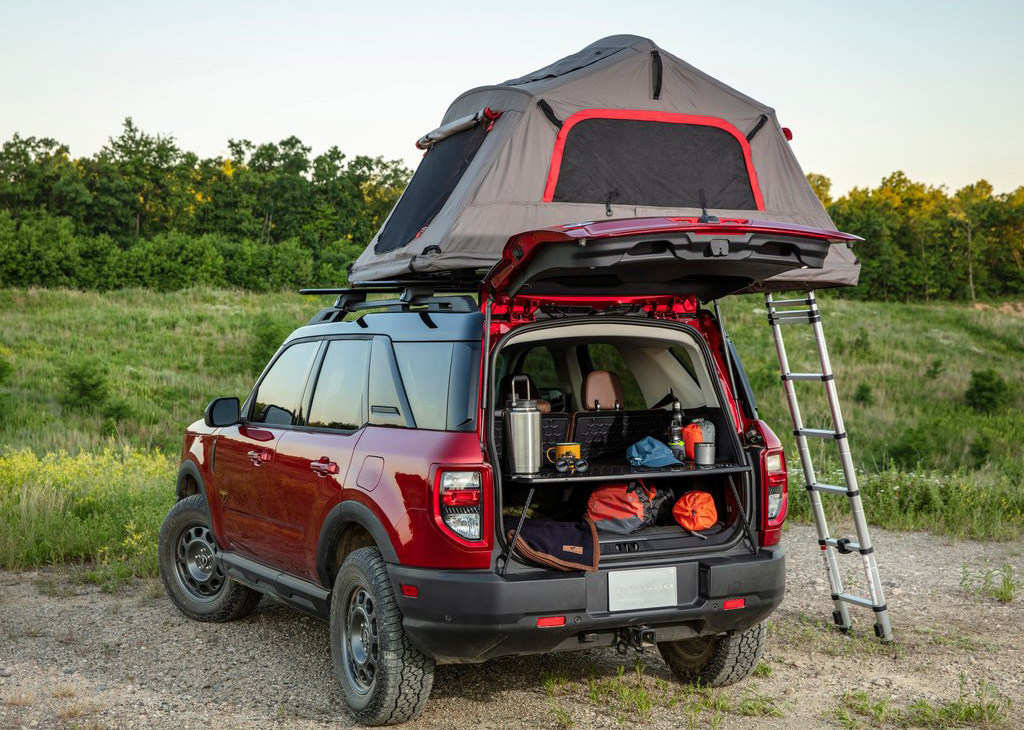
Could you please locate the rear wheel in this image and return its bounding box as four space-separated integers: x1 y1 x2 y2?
658 622 766 687
158 494 261 622
330 547 434 725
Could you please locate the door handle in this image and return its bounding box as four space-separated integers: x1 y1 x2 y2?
247 449 271 466
310 457 339 476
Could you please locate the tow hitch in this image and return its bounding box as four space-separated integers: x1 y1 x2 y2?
616 626 656 654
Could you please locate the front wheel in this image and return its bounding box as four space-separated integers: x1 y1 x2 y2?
658 621 766 687
158 494 261 622
330 547 434 725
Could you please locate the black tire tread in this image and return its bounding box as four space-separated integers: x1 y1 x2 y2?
659 621 766 687
331 547 434 726
158 494 262 623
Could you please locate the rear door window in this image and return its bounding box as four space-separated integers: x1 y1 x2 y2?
250 341 321 426
306 339 371 431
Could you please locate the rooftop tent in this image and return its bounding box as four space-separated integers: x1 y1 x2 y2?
349 35 859 291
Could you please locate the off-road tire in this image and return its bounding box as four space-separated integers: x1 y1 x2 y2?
158 494 261 622
330 547 434 726
658 621 766 687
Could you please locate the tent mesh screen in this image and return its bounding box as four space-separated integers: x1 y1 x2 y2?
375 123 490 254
551 118 758 210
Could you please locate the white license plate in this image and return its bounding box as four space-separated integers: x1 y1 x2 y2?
607 567 677 612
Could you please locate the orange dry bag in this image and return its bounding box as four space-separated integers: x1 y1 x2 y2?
672 491 717 532
682 423 704 459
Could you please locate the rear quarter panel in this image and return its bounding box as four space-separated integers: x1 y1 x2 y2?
331 426 493 570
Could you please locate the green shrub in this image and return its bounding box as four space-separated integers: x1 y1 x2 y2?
853 383 874 405
249 313 290 375
925 358 945 379
964 369 1008 412
60 358 110 412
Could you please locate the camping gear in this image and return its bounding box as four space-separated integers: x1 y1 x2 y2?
627 437 681 468
546 443 581 464
554 457 589 474
587 481 668 535
694 442 716 466
672 491 718 539
765 292 893 641
504 516 599 572
503 377 541 475
682 419 715 460
350 35 859 292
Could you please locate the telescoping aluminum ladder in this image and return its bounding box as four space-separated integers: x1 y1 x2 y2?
765 291 894 642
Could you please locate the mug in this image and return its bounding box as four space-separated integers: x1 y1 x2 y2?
546 442 581 464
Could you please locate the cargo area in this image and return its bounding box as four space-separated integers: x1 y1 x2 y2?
490 318 756 564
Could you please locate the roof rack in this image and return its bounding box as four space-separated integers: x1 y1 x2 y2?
300 277 481 324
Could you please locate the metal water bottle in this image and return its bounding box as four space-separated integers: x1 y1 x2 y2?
504 375 541 475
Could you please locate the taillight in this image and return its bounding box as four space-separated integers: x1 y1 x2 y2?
436 470 483 541
762 447 788 546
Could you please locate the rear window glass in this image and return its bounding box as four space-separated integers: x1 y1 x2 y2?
551 117 758 210
374 124 489 254
393 341 480 431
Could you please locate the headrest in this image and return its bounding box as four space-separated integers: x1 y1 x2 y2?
582 371 624 411
498 374 551 414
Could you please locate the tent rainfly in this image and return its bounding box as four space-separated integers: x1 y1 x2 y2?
349 35 859 291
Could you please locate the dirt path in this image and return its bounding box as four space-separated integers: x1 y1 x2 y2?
1 525 1021 730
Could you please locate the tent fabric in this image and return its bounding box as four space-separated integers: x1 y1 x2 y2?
350 35 859 291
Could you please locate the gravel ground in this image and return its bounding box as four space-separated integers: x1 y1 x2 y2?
1 524 1021 730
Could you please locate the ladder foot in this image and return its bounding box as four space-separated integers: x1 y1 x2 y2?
832 611 851 631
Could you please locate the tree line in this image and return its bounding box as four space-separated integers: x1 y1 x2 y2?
1 119 1022 299
812 172 1024 301
0 119 410 290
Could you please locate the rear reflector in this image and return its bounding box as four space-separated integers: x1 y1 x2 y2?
723 598 746 610
401 584 419 598
536 616 565 628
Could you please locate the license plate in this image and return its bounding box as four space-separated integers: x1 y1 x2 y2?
608 567 677 612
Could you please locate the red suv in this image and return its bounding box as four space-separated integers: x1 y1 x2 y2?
158 217 844 725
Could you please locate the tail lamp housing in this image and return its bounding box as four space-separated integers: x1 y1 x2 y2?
434 469 485 543
761 447 788 546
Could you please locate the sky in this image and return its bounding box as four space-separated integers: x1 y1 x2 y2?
2 0 1022 196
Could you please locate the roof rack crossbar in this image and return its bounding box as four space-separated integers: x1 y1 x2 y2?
300 283 478 322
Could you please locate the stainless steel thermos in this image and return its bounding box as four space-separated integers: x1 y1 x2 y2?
503 375 542 475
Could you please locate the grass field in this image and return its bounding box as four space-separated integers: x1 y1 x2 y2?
0 288 1021 579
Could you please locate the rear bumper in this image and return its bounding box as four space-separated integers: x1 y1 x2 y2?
388 547 785 663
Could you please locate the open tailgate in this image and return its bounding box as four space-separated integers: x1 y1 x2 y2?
483 217 861 302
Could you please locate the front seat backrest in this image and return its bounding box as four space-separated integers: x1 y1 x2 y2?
582 370 624 411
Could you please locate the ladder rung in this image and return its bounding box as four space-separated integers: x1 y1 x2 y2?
782 372 833 382
825 537 863 553
836 593 875 609
767 297 812 306
809 483 850 496
796 428 845 439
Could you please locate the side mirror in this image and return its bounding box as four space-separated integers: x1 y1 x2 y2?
204 397 240 428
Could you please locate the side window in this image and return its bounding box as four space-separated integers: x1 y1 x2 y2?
250 341 320 426
307 339 370 431
586 344 646 410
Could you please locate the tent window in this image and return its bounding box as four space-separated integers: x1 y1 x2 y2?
375 123 490 254
545 111 763 211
